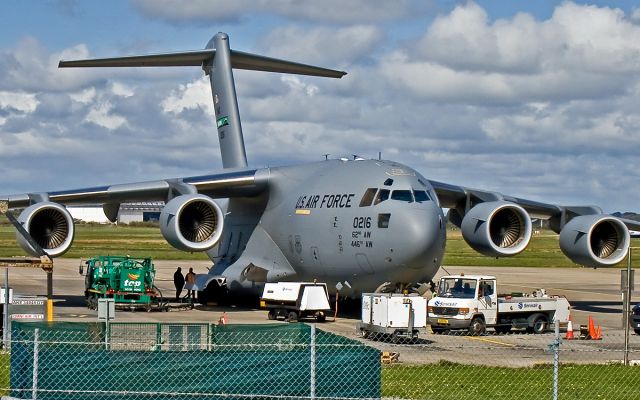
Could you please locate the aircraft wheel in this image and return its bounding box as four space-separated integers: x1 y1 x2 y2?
316 312 326 323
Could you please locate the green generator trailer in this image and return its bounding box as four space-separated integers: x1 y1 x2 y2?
79 255 168 311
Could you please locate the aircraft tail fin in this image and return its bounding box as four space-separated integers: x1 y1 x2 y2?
59 33 346 169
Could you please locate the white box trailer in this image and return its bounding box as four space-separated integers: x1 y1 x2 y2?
260 282 331 322
356 293 428 341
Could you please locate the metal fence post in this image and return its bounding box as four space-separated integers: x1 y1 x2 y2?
3 267 9 349
624 248 632 366
553 319 560 400
310 323 316 399
32 328 39 400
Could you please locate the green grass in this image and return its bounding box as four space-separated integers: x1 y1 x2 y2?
0 352 8 395
383 361 640 400
442 228 640 268
0 221 209 260
1 218 639 267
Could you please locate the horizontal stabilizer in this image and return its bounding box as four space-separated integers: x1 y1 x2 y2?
59 49 346 78
230 50 346 78
59 50 213 68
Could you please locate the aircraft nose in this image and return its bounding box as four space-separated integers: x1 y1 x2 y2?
391 201 445 270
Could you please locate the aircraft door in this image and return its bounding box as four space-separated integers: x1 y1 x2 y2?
477 279 497 325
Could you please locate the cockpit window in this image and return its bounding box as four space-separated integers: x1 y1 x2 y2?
374 189 390 205
413 190 430 202
359 188 377 207
383 178 394 186
391 190 413 202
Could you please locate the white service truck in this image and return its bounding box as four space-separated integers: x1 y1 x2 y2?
357 293 428 341
427 275 570 335
260 282 331 322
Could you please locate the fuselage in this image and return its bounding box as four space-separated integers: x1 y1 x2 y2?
208 158 447 296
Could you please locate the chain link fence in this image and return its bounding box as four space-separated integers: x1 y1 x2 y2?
0 321 639 399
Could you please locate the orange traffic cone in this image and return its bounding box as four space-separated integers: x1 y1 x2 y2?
587 315 602 340
218 312 228 326
587 315 595 339
593 325 602 340
565 314 574 340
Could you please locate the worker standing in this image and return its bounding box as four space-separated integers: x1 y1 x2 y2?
173 267 185 301
185 267 197 300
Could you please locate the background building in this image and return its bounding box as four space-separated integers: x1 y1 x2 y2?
68 202 163 224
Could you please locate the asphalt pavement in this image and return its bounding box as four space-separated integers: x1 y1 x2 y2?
3 259 639 366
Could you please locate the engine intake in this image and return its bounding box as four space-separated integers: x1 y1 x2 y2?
17 202 75 257
160 194 224 252
461 201 532 257
559 215 629 267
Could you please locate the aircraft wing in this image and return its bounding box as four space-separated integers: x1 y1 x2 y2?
3 168 267 219
428 179 640 232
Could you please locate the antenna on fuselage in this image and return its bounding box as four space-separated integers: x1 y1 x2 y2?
59 32 346 169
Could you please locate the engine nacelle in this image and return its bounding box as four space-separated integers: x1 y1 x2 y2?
559 215 629 267
461 201 532 257
159 194 224 252
17 202 75 257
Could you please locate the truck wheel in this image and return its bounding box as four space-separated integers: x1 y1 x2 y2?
634 329 640 335
468 317 486 336
360 329 369 339
431 327 449 335
528 316 548 334
316 312 326 323
267 309 276 320
287 311 298 322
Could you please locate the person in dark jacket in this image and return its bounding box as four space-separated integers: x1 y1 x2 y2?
173 267 185 301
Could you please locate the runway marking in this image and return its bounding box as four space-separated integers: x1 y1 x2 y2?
464 336 516 347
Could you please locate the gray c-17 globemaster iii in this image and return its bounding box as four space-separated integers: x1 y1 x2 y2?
3 33 639 303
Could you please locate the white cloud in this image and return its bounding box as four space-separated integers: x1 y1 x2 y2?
384 2 640 105
161 76 212 115
256 25 383 66
85 101 128 130
110 82 134 97
69 87 96 104
416 2 640 75
3 1 640 214
0 91 39 113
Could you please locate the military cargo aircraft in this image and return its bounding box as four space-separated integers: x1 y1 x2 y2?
3 33 639 302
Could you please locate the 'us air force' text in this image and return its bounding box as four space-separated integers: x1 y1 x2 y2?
295 193 355 209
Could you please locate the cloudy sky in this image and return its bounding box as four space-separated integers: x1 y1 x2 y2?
1 1 640 213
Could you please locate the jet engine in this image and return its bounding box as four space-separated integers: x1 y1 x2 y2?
460 201 532 257
159 194 224 252
16 202 75 257
559 215 630 267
